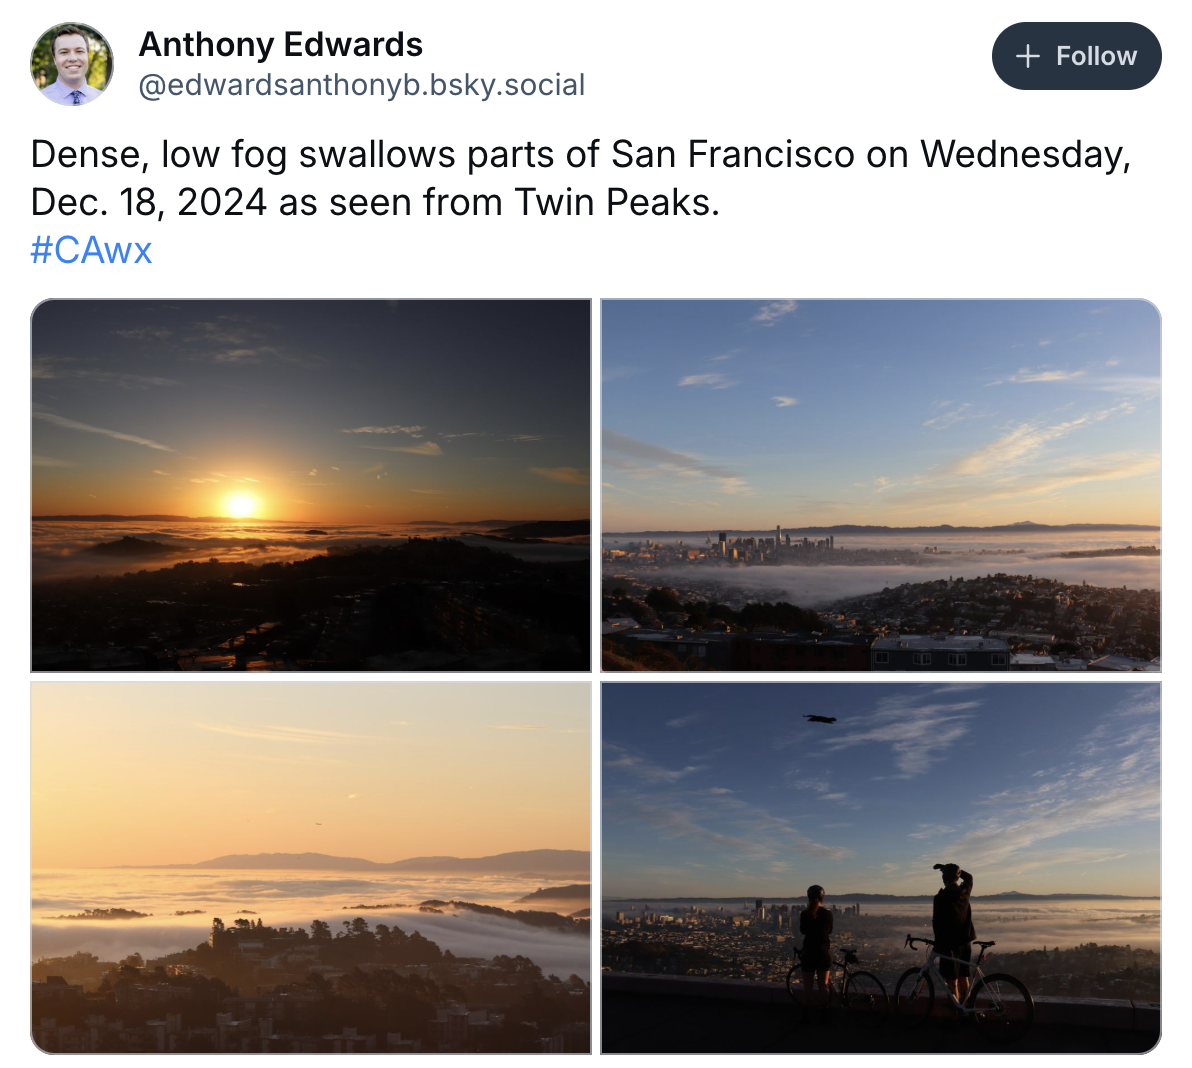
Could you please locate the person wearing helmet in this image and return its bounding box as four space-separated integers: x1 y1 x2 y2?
932 863 976 1006
799 884 833 1010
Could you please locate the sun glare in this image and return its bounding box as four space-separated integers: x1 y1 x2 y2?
224 493 258 519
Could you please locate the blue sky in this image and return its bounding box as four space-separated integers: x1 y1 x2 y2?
602 300 1160 529
602 682 1159 896
33 301 589 522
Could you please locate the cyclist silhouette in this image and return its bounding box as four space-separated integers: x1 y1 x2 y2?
799 884 833 1008
932 863 975 1008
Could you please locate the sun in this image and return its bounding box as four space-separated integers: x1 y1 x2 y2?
224 493 258 519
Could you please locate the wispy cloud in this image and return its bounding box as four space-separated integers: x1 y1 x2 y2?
31 454 78 468
988 364 1158 401
940 710 1159 876
922 401 980 430
194 722 394 744
946 406 1132 478
771 396 797 408
604 768 852 862
809 690 982 776
361 442 444 456
907 823 956 840
1005 366 1086 384
489 725 547 731
33 411 173 452
530 466 589 485
112 326 171 340
678 373 738 389
33 356 183 389
752 300 798 326
341 425 424 436
180 316 324 368
603 428 750 497
604 743 707 784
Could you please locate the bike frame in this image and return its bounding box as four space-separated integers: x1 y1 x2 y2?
792 946 864 993
906 939 989 1013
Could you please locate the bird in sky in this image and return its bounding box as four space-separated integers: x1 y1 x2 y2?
804 715 837 724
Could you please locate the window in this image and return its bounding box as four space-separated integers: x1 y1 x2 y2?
875 651 890 665
948 652 967 666
912 651 932 666
991 653 1007 666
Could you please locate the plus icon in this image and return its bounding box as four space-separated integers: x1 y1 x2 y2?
1016 44 1040 69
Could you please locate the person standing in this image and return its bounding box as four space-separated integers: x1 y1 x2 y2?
931 863 976 1008
799 884 833 1012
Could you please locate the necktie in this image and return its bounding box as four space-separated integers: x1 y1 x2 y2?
70 90 82 105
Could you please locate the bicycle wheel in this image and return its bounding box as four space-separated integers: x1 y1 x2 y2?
966 972 1034 1043
842 970 889 1026
785 964 806 1024
894 967 934 1025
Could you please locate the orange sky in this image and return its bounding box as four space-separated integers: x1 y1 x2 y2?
33 683 590 869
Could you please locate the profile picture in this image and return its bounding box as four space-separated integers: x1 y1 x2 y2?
31 22 112 105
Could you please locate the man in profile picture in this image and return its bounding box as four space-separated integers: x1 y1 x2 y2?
42 25 101 105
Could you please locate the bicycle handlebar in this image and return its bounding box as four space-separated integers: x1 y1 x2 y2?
905 934 935 949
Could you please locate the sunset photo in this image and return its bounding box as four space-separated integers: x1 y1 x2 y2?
32 300 590 670
33 682 591 1053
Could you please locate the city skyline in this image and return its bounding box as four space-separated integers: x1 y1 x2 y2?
603 682 1159 897
33 300 590 523
603 300 1160 530
33 683 590 868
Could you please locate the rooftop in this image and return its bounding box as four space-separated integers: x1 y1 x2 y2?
872 635 1011 652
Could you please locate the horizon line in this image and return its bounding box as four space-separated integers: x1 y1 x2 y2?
602 520 1160 532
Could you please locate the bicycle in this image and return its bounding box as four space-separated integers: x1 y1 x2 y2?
785 944 889 1026
894 934 1034 1042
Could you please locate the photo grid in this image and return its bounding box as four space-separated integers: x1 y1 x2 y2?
30 299 1160 1054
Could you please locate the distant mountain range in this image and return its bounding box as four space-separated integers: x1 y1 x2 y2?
490 520 590 538
605 891 1157 903
132 849 590 873
604 522 1159 536
514 883 591 903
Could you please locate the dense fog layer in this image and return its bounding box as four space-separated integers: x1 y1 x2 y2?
33 521 588 581
33 867 590 979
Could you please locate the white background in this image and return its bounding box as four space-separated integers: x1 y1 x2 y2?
5 0 1186 1062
